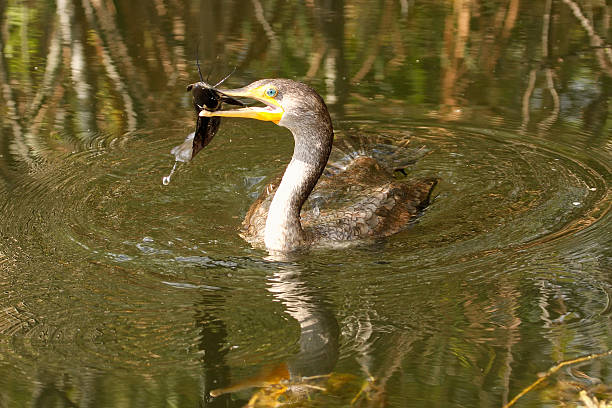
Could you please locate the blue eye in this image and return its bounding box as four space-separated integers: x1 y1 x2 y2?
266 88 277 97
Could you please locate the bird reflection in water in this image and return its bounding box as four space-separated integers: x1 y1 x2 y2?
196 264 379 407
208 264 339 406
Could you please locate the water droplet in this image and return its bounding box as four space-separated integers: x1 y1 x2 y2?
162 161 179 185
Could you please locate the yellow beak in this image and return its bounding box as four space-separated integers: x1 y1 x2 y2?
199 85 284 124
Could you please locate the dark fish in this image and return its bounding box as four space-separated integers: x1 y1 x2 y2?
186 80 243 159
171 71 243 162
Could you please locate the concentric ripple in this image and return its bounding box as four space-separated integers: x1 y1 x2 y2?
0 117 610 407
360 122 612 257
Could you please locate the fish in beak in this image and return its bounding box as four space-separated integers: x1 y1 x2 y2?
187 82 245 159
171 81 246 162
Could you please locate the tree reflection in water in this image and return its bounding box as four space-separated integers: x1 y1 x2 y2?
0 0 611 406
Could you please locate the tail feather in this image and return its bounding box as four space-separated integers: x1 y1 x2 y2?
329 131 430 176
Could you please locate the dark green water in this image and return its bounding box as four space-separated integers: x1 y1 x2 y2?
0 1 610 407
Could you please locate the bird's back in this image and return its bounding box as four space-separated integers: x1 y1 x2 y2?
241 155 437 248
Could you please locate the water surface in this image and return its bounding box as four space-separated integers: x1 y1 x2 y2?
0 1 610 407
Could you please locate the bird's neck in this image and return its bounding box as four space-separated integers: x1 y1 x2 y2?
264 121 333 252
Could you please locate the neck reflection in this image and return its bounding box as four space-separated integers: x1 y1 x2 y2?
267 264 339 380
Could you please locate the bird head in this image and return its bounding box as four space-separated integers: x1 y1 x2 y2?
199 79 330 132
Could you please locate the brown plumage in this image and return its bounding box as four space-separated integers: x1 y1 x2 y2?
241 156 436 248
